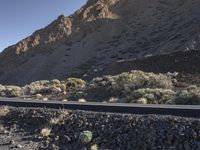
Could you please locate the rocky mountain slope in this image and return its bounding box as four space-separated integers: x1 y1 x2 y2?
1 0 200 85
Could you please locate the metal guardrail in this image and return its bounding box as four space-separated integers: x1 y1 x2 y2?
0 97 200 118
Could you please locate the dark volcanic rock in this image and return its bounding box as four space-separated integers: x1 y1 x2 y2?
1 107 200 149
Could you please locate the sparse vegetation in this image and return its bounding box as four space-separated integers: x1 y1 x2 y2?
0 86 22 97
65 78 86 91
172 85 200 105
23 79 64 95
0 106 10 117
49 109 69 125
90 70 174 101
131 88 175 104
1 70 200 105
90 144 98 150
49 117 60 125
113 70 173 90
23 80 51 95
40 127 52 137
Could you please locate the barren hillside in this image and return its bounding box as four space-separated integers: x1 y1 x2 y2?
0 0 200 85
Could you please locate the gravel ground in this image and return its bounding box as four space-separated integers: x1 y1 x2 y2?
0 107 200 150
0 128 39 150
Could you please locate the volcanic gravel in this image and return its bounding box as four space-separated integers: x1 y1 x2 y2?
0 107 200 150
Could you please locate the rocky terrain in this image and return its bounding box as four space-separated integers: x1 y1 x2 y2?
0 106 200 150
0 0 200 85
1 0 200 149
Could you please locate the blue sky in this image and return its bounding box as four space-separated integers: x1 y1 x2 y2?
0 0 87 52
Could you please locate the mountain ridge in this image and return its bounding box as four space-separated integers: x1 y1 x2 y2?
1 0 200 85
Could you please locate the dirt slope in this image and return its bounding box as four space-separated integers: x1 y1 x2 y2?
0 0 200 85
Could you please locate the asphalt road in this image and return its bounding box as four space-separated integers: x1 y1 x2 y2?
0 97 200 118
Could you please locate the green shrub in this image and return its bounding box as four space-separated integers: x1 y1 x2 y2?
79 130 93 144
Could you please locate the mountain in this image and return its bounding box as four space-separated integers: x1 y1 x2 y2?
0 0 200 85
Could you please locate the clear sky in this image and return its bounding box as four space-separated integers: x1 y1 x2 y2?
0 0 87 52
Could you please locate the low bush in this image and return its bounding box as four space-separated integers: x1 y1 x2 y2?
172 85 200 105
23 80 64 95
0 86 22 97
64 78 86 91
0 106 10 117
23 80 51 95
90 70 174 99
112 70 173 92
131 88 175 104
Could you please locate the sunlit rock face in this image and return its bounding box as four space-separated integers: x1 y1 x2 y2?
0 0 200 85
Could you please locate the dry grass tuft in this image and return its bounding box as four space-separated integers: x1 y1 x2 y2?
0 106 10 117
40 127 51 137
